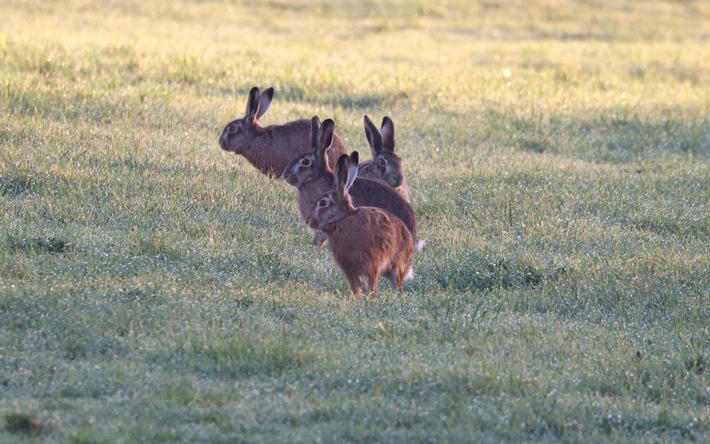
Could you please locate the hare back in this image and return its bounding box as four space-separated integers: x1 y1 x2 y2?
327 207 414 281
274 120 346 170
240 120 346 177
296 175 415 239
348 177 416 239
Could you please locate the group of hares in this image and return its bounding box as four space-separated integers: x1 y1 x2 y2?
218 87 424 297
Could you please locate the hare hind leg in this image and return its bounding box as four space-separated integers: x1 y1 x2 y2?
385 270 402 293
389 262 413 293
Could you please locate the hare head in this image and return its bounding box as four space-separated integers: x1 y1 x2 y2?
363 115 404 189
218 86 273 154
307 152 359 233
282 116 336 188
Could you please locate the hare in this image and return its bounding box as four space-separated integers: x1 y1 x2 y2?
282 117 418 248
307 153 414 297
358 115 409 201
218 86 346 177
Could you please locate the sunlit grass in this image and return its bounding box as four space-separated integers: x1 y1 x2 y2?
1 0 709 442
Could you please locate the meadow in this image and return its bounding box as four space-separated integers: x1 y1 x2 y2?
1 0 709 441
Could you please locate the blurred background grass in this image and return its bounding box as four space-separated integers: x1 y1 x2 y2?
1 0 709 442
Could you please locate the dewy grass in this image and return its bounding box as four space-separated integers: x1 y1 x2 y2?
1 0 709 442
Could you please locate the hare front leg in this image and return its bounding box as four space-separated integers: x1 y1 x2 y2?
311 229 327 247
366 271 381 297
345 273 363 298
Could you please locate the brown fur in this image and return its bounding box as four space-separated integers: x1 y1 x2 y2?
283 117 417 247
307 154 414 297
357 115 409 201
218 87 346 177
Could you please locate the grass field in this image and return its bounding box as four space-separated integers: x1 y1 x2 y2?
1 0 709 442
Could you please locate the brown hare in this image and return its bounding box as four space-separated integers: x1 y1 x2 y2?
282 117 419 248
307 153 414 297
358 115 409 201
218 87 346 177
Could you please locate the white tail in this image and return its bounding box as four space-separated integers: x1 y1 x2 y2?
415 239 426 252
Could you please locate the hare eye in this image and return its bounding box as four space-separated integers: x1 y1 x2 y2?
378 158 387 167
300 158 312 167
227 124 238 134
318 198 329 207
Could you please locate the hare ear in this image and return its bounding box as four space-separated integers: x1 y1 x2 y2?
334 154 350 197
380 116 395 152
310 115 321 150
245 87 261 127
346 151 359 190
318 118 336 168
320 118 335 150
257 87 274 119
363 115 383 157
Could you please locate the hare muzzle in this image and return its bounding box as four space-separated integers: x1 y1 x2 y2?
282 169 296 186
282 161 303 186
387 172 403 188
218 131 230 151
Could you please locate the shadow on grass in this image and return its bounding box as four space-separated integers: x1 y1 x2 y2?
263 82 410 111
0 170 70 198
481 106 710 161
7 236 73 254
432 253 570 293
167 334 312 379
4 413 48 436
0 174 34 197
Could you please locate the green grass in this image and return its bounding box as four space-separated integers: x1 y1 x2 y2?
2 0 709 442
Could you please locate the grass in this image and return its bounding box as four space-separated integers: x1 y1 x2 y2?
1 0 709 442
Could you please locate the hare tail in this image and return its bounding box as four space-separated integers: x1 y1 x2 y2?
415 239 426 252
